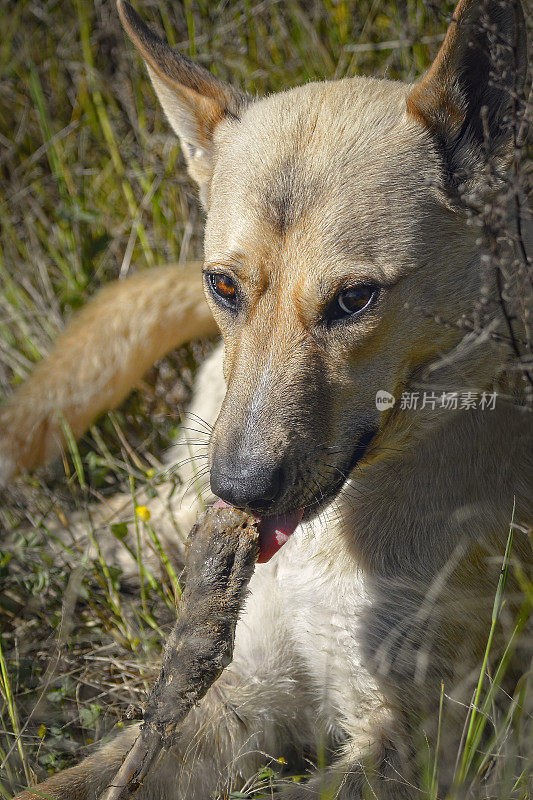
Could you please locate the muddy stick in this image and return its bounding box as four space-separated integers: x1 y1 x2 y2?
99 506 259 800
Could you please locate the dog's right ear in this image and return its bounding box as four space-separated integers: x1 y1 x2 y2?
117 1 248 207
407 0 527 200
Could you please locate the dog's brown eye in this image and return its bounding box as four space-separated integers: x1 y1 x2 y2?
329 285 378 323
207 273 239 310
214 275 236 298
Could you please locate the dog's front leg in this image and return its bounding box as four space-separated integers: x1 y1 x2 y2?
275 729 416 800
15 722 413 800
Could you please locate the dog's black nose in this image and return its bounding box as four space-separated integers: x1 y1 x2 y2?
210 458 282 512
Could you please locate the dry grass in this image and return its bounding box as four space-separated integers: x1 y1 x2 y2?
0 0 531 798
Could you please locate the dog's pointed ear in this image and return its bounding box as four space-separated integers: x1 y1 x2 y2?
117 1 248 206
407 0 527 198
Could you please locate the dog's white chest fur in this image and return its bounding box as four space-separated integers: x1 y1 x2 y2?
233 519 382 750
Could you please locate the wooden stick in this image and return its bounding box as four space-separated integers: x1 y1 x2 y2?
99 733 159 800
99 507 259 800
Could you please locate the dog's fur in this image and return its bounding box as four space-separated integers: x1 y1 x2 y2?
3 0 533 797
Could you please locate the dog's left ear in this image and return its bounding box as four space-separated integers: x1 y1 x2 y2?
117 1 248 207
407 0 527 198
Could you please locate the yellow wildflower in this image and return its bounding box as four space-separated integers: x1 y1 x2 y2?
135 505 151 522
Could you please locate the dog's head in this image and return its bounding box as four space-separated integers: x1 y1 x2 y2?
119 0 527 556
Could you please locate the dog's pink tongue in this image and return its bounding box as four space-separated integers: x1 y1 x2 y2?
213 499 303 562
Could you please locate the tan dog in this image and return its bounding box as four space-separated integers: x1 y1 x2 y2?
4 0 533 797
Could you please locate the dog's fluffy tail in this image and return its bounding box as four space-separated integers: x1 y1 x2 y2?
0 264 218 483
